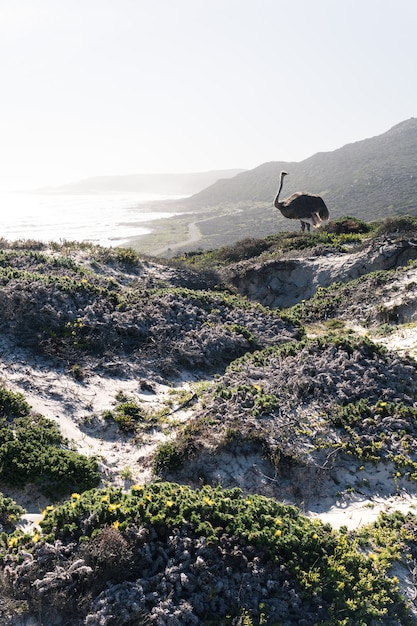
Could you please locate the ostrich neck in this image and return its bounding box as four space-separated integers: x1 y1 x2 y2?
274 177 284 208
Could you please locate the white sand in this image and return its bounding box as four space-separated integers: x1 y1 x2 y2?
1 323 417 532
0 335 196 521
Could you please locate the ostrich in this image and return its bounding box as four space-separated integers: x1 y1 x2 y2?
274 171 329 232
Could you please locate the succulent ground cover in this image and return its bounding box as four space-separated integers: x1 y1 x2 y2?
0 240 300 376
152 335 417 505
0 483 413 625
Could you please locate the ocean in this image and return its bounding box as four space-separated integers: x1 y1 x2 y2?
0 191 180 248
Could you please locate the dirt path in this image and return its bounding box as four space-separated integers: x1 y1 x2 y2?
153 210 234 256
152 220 202 256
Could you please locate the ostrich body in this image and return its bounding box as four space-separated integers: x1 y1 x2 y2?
274 171 329 231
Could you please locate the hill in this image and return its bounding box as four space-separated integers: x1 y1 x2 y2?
41 169 246 196
132 119 417 255
2 219 417 623
186 118 417 218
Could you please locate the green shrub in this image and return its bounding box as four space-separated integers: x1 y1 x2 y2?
103 398 158 434
0 414 100 498
115 247 141 266
216 237 270 262
110 401 145 432
152 441 184 474
0 387 31 418
374 215 417 236
0 492 25 531
38 482 411 624
325 216 373 235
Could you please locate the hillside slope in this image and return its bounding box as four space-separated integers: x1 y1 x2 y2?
2 222 417 624
133 119 417 256
185 118 417 220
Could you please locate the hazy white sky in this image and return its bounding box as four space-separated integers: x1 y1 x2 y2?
1 0 415 190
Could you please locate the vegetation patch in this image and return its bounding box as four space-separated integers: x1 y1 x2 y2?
0 493 25 533
284 265 417 326
373 215 417 236
3 220 417 623
330 399 417 477
0 385 100 498
0 483 412 625
157 336 417 499
103 397 150 434
152 440 185 474
0 244 300 374
176 217 373 269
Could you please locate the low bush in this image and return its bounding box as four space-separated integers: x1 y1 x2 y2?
0 493 24 532
0 414 100 498
374 215 417 235
104 400 146 433
325 216 373 235
0 387 31 418
26 482 411 624
152 441 184 474
0 384 100 498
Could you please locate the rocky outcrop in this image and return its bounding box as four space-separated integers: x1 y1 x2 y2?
224 237 417 308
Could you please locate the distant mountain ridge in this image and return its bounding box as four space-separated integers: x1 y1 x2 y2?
185 118 417 221
43 169 246 196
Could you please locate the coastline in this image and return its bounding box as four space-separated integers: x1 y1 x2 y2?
0 191 184 248
126 200 203 256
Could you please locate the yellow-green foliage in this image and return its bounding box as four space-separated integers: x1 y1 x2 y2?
0 493 25 531
331 399 417 475
34 482 411 625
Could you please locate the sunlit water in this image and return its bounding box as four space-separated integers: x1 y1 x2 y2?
0 192 180 247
